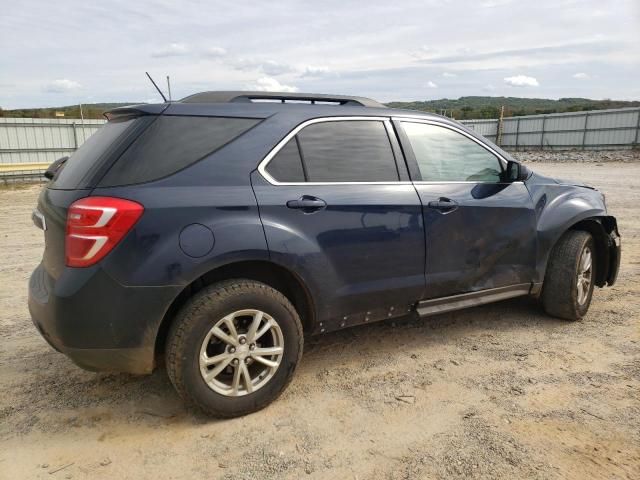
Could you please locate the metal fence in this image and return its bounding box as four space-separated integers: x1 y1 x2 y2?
1 106 639 173
0 117 105 166
460 107 640 150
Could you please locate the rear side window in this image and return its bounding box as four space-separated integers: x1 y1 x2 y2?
297 121 398 182
50 116 140 189
99 116 260 186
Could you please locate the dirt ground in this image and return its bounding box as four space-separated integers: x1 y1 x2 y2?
1 162 638 480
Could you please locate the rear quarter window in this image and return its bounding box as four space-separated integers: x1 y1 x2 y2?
265 138 306 182
50 116 141 189
99 116 260 186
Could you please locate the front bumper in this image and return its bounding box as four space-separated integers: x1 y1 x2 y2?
606 228 621 286
28 263 181 374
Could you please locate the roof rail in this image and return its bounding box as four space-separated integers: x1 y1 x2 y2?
180 91 386 108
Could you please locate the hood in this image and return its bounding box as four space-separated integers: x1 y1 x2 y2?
552 177 597 190
528 171 596 190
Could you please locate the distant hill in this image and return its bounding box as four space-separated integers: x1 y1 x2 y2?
0 103 137 119
386 97 640 119
1 97 639 120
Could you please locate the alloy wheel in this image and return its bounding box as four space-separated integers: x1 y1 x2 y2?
199 309 284 396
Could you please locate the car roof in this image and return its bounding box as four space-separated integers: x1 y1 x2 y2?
181 91 387 108
108 91 451 123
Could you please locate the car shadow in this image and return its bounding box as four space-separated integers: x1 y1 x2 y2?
300 295 568 370
7 296 568 431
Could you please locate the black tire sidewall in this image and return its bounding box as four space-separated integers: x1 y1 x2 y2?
175 286 301 416
541 230 597 321
575 236 596 318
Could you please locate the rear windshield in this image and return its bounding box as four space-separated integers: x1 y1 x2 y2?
50 116 140 189
98 116 261 186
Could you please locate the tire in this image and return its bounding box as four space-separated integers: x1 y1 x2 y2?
541 230 596 320
166 279 303 418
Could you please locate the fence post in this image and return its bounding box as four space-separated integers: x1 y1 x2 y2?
71 123 78 150
496 105 504 146
540 116 546 151
515 117 520 152
634 109 640 147
581 112 589 150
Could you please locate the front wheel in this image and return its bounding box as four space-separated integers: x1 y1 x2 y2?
541 230 596 320
166 280 303 418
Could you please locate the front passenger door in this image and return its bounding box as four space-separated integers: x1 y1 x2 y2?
397 120 537 300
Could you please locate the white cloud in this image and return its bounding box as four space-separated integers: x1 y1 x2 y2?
151 43 189 58
230 57 293 75
261 60 293 76
252 76 298 92
204 46 227 58
411 45 436 60
301 65 331 77
45 79 82 93
504 75 539 87
442 72 457 78
573 72 590 79
483 84 497 92
480 0 512 7
425 80 438 88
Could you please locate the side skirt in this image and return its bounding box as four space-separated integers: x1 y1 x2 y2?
416 283 533 318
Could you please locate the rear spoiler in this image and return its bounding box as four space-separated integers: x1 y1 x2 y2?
104 103 170 121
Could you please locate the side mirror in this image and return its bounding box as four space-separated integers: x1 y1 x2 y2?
504 160 529 182
44 156 68 180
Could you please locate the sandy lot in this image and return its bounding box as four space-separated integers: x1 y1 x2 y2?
1 162 638 480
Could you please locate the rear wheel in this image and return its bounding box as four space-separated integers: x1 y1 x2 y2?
166 280 303 418
541 230 595 320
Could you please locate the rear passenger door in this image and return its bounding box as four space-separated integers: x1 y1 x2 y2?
251 117 425 331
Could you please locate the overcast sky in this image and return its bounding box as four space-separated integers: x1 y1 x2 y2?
1 0 639 108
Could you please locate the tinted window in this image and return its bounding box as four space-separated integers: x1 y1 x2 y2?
50 116 140 189
265 138 305 182
297 121 398 182
402 122 503 182
100 116 260 186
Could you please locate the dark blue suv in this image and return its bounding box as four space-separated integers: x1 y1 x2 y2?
29 91 621 417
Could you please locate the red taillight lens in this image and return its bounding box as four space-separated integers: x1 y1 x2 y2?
66 196 144 267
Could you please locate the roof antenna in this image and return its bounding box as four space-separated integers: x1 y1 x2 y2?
145 71 167 102
166 75 172 102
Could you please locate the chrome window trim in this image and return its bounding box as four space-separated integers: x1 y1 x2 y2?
412 180 524 185
393 116 509 169
257 116 412 186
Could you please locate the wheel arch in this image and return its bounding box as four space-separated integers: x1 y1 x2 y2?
547 216 612 287
154 260 316 361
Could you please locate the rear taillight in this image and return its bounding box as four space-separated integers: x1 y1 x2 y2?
66 196 144 267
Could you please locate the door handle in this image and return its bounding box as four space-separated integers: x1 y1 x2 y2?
286 196 327 212
427 197 458 213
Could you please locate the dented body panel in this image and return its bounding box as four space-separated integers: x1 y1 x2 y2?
524 171 619 285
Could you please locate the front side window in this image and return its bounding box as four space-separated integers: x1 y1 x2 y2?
402 122 503 182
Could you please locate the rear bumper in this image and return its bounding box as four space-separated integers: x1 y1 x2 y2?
28 263 181 374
